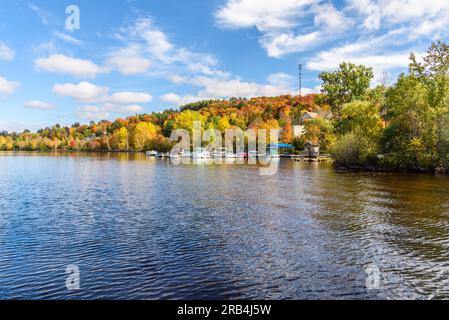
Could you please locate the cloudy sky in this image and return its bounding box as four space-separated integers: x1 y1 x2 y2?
0 0 447 131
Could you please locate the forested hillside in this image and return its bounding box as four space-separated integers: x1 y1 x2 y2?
0 94 329 152
2 41 449 172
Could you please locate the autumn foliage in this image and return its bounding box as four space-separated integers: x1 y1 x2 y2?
0 94 326 152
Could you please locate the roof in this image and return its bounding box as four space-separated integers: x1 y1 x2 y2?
301 112 319 119
269 143 294 148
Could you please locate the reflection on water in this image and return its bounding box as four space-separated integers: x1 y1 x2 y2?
0 152 449 299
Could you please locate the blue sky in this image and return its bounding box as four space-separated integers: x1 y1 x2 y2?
0 0 447 131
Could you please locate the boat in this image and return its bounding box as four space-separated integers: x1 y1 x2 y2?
248 151 258 158
225 151 237 158
146 151 158 157
192 147 211 159
157 153 170 158
212 148 226 158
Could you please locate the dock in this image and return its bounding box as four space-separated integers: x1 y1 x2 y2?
153 152 333 162
282 153 333 162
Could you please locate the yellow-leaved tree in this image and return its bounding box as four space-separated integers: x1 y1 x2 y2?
132 122 157 150
111 127 129 150
217 116 231 133
173 110 207 134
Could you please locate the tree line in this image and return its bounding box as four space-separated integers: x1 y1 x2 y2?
1 41 449 172
330 41 449 172
0 94 324 153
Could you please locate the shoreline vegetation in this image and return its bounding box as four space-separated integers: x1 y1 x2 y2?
2 41 449 174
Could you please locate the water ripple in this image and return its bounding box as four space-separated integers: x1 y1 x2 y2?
0 152 449 299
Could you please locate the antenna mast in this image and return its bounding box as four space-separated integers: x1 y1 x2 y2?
298 64 303 97
237 80 239 99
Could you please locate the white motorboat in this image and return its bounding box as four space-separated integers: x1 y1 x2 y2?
248 151 258 158
212 148 226 158
192 147 211 159
225 152 237 158
146 151 158 157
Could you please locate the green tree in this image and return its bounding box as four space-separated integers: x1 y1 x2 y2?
163 119 175 137
340 101 383 141
319 62 374 121
408 41 449 167
409 41 449 111
381 74 434 168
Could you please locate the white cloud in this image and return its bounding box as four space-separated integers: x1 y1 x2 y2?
111 17 226 79
347 0 449 37
107 91 153 104
35 54 107 78
52 81 152 117
53 82 109 102
53 31 82 45
29 3 55 26
52 81 150 119
379 0 449 25
76 105 110 120
0 43 15 61
260 31 322 58
160 92 181 104
313 3 351 31
305 35 424 87
107 46 152 75
215 0 314 30
168 74 189 84
32 41 58 56
216 0 449 59
76 103 144 120
119 105 144 113
130 18 174 61
193 75 294 98
24 100 55 110
267 72 295 86
160 73 295 106
103 102 145 113
307 45 412 72
302 85 322 95
0 76 19 95
304 26 424 79
160 93 209 106
215 0 351 58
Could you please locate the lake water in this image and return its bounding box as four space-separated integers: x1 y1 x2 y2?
1 152 449 300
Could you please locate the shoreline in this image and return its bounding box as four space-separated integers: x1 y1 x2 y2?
334 162 449 174
0 149 145 154
2 150 448 175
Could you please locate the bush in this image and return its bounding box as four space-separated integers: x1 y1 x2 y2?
331 133 374 165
